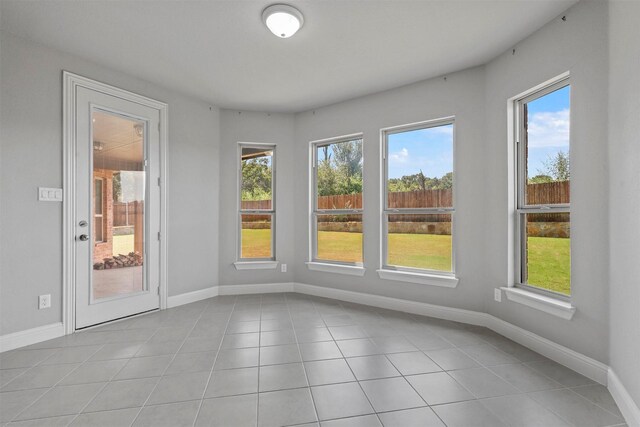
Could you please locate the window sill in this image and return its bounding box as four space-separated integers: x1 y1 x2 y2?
377 269 459 288
501 287 576 320
306 262 365 276
234 261 279 271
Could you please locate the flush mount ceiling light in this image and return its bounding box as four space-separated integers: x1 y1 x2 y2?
262 4 304 38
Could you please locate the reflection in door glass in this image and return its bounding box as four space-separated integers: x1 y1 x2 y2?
92 110 146 300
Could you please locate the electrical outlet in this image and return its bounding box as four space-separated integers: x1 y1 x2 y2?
39 294 51 309
494 288 502 302
281 263 287 273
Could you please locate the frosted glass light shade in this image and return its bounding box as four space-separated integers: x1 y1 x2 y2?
262 4 304 38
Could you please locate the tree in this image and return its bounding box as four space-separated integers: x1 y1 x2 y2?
539 151 570 181
528 174 553 184
317 140 363 196
241 157 272 200
112 172 122 202
387 171 453 192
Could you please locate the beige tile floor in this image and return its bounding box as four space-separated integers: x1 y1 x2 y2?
0 293 626 426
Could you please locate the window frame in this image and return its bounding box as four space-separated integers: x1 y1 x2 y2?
94 177 105 243
309 133 364 267
237 142 276 262
380 117 456 277
514 76 571 300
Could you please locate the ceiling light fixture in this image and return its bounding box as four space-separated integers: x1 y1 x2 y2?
262 4 304 38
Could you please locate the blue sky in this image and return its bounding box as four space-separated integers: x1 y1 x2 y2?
388 124 453 179
526 85 570 178
385 85 570 180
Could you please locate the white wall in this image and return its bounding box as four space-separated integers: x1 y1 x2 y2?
293 0 610 364
484 0 609 363
294 66 489 312
218 110 295 286
0 32 220 335
608 0 640 407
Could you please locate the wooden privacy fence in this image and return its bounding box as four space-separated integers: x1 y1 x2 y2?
113 201 144 227
240 181 570 223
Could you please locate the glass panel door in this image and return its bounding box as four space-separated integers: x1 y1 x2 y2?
91 110 147 301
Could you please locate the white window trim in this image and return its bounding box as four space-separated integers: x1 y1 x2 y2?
379 117 457 281
237 142 277 262
377 269 458 287
501 287 576 320
306 261 365 276
309 133 364 267
510 73 572 304
234 261 279 270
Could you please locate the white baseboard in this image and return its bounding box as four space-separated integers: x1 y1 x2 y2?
608 368 640 427
218 282 295 295
293 282 608 385
167 286 219 308
0 322 65 353
486 315 608 384
294 283 486 326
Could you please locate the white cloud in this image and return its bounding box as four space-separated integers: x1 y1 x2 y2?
389 147 409 163
528 109 570 148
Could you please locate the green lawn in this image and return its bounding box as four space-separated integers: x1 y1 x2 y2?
527 236 571 295
241 229 272 258
113 234 134 255
317 231 363 263
388 233 452 271
241 229 570 294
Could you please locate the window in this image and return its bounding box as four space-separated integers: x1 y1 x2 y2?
238 144 275 260
311 136 363 265
94 178 105 243
516 78 571 297
382 119 455 275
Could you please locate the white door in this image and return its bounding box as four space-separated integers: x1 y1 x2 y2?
74 87 161 329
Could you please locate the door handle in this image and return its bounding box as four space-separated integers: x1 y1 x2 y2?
78 234 89 241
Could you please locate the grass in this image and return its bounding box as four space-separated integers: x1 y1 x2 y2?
241 229 272 258
112 234 134 255
527 237 571 295
317 231 363 263
240 229 571 294
388 233 452 271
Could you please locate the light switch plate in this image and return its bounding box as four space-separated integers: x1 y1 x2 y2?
281 264 287 273
38 187 63 202
494 288 502 302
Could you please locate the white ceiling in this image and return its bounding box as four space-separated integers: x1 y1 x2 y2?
0 0 576 113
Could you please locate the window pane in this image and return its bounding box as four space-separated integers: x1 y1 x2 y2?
524 85 570 205
241 146 273 210
387 213 452 272
524 212 570 295
387 124 453 209
92 110 145 300
95 216 103 243
94 179 103 214
241 214 272 259
316 213 362 263
316 139 363 210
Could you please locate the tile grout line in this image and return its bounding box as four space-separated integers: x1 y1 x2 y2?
326 299 386 426
286 292 321 425
7 331 150 424
126 301 212 426
2 294 622 427
192 295 238 427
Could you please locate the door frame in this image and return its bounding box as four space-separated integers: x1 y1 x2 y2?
62 71 168 334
